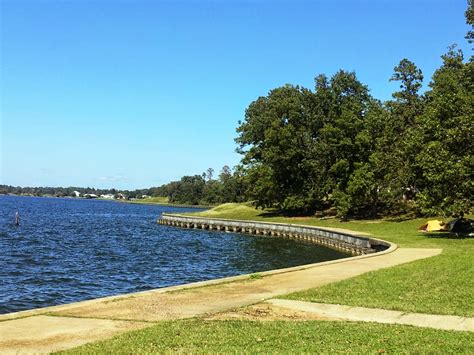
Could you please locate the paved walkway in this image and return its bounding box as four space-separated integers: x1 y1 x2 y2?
265 299 474 332
0 247 442 354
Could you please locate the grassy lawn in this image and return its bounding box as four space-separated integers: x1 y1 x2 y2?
127 196 212 208
130 196 170 204
59 319 474 354
187 203 474 317
284 250 473 316
126 196 169 205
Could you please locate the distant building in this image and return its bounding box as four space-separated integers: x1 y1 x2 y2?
141 195 150 199
116 193 126 200
84 193 98 199
100 194 115 199
73 191 81 197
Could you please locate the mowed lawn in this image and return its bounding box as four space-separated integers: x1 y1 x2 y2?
60 319 474 354
189 203 474 317
129 196 170 204
127 196 213 208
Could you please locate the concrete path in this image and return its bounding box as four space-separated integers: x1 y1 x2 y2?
0 316 147 354
266 299 474 332
0 247 441 354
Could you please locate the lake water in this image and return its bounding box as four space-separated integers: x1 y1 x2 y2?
0 195 348 314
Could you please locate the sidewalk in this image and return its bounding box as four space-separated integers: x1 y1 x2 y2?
0 247 441 354
265 299 474 332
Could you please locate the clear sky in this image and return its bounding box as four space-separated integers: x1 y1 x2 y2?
0 0 470 189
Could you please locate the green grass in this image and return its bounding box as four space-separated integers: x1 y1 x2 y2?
59 319 474 354
127 196 170 204
284 249 473 316
189 202 262 219
127 196 212 208
187 203 474 317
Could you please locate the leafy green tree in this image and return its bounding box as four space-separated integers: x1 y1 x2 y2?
236 84 315 211
219 165 232 181
376 59 425 213
308 71 377 216
237 71 380 216
216 165 244 203
202 179 221 205
168 175 206 205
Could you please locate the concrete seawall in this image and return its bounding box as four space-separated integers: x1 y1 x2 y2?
158 214 391 255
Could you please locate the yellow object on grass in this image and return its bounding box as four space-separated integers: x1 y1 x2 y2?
418 220 448 232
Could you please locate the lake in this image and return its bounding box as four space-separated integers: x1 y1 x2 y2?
0 195 348 314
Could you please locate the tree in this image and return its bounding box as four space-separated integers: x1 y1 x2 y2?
167 175 206 205
390 59 424 106
205 168 214 181
308 71 377 216
219 165 232 181
236 71 380 216
236 84 315 211
377 59 425 212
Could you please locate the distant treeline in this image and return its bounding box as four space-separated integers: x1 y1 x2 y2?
0 185 131 198
151 166 246 205
0 165 246 205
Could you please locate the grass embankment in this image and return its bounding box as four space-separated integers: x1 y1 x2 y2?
130 196 169 204
60 319 473 354
187 203 474 317
127 196 212 208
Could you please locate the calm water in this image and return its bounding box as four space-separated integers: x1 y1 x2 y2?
0 195 347 314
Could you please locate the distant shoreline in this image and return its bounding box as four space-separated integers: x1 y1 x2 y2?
0 193 211 209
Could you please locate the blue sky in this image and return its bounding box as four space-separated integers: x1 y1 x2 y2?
0 0 470 189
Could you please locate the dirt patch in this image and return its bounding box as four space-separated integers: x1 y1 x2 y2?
203 303 341 322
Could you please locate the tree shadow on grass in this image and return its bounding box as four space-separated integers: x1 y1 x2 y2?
385 216 418 222
422 232 473 240
257 211 281 218
257 210 320 219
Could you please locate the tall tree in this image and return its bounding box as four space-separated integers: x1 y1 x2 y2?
205 168 214 181
236 84 315 211
389 59 424 131
167 175 206 205
309 71 377 216
236 71 379 216
377 59 425 212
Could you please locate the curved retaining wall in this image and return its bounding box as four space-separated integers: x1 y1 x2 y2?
158 214 391 256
